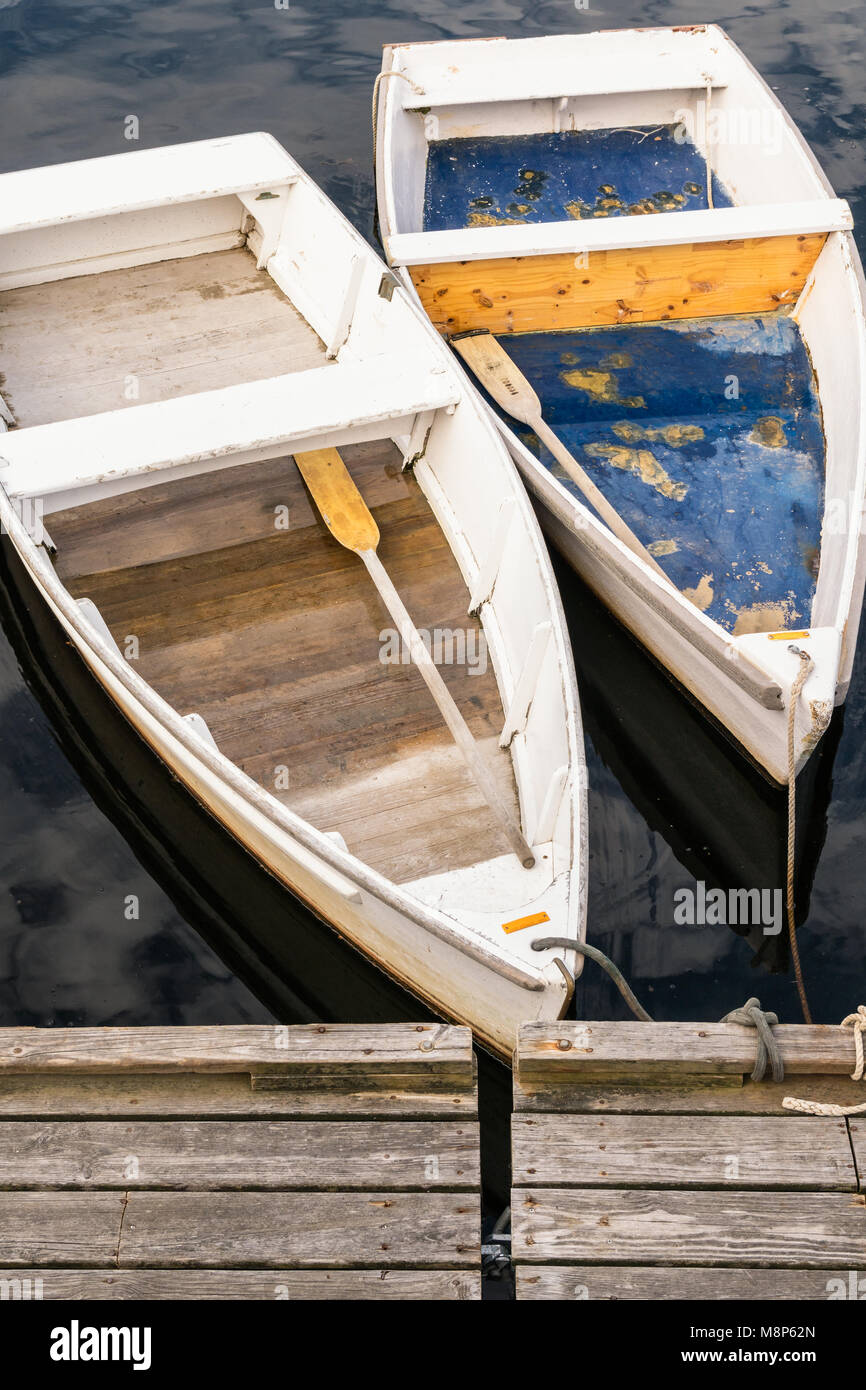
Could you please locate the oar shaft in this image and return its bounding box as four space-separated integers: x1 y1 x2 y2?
361 549 536 868
531 417 671 586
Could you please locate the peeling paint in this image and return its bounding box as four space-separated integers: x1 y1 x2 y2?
648 538 680 556
612 420 705 447
683 573 715 610
731 600 798 635
750 415 788 448
561 368 645 409
584 442 688 500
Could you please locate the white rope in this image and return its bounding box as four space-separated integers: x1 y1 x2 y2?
783 1006 866 1115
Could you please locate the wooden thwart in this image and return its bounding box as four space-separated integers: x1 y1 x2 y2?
410 234 828 335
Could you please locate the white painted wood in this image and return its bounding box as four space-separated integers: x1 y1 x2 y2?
0 357 459 501
326 255 365 359
468 497 515 612
183 713 219 752
76 600 122 660
401 409 435 469
500 623 552 747
534 765 569 846
387 30 731 109
387 199 852 267
0 135 588 1056
0 134 298 235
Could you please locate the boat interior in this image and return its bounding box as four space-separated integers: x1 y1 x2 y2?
380 33 864 644
0 138 578 924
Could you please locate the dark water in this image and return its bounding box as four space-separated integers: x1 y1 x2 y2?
0 0 864 1043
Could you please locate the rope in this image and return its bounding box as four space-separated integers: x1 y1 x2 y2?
371 70 426 173
531 938 653 1021
721 998 783 1082
786 646 814 1023
783 1006 866 1115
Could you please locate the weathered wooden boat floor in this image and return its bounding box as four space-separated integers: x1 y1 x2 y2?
513 1021 866 1300
49 440 520 884
487 312 824 635
0 1025 481 1300
424 127 733 231
0 246 326 428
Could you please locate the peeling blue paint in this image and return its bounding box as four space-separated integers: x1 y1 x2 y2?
479 314 824 634
424 127 733 232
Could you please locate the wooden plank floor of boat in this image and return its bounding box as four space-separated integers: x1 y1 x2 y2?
0 246 327 428
48 441 520 884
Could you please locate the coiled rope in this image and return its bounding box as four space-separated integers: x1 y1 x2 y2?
786 645 814 1023
721 998 783 1081
783 1006 866 1115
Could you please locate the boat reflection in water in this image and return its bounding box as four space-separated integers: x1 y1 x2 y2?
554 553 841 1026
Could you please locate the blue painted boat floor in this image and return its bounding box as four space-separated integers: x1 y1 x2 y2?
424 127 733 231
486 314 824 635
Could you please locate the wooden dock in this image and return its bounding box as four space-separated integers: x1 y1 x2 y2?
511 1020 866 1300
0 1024 481 1300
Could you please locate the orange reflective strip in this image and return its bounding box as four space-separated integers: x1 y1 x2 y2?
502 911 550 935
768 630 810 640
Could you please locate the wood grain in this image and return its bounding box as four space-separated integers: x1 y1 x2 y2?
512 1114 856 1189
48 440 520 884
0 1268 480 1299
0 1193 126 1266
850 1118 865 1190
516 1266 862 1300
0 1072 478 1119
118 1191 480 1268
516 1021 862 1084
0 246 326 428
0 1120 480 1190
513 1188 866 1266
410 234 827 335
514 1075 866 1116
0 1022 472 1078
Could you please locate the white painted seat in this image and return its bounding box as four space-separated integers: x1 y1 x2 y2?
0 355 459 507
386 200 853 267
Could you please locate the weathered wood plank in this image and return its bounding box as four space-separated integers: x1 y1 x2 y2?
0 1024 473 1080
0 1193 125 1266
0 1269 481 1300
119 1192 480 1268
513 1189 866 1267
410 234 827 335
516 1266 866 1301
514 1075 866 1116
0 1120 479 1190
512 1115 855 1190
516 1021 859 1084
850 1118 865 1190
0 1073 477 1119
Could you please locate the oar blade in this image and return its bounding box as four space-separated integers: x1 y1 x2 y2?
295 447 380 554
451 330 541 427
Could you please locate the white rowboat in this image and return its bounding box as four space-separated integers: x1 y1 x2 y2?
376 24 866 784
0 135 587 1058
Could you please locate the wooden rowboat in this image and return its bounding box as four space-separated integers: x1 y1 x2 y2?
0 135 587 1058
376 24 866 784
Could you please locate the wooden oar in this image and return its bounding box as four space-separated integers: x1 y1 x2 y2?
451 329 674 589
294 447 536 869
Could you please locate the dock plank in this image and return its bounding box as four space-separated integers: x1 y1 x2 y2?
516 1021 858 1083
514 1075 866 1116
512 1114 855 1190
513 1188 866 1267
119 1192 480 1269
0 1073 477 1119
0 1120 479 1190
850 1118 865 1190
0 1193 125 1266
0 1024 473 1079
0 1269 480 1299
516 1266 864 1301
